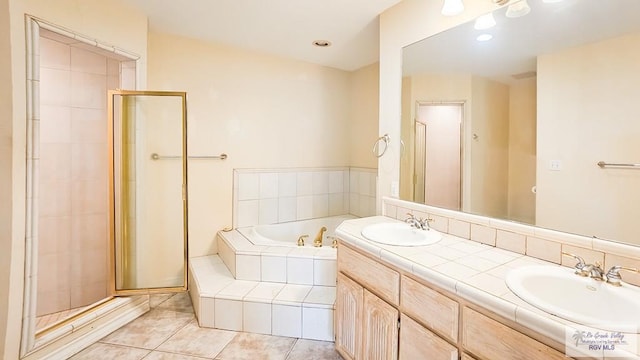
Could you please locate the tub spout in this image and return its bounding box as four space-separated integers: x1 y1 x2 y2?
314 227 327 247
297 235 308 246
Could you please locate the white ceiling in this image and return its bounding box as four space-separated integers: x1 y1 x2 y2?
121 0 402 71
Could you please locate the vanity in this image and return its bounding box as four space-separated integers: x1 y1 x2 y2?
334 215 640 360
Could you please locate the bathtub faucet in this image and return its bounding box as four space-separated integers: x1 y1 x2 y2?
314 227 327 247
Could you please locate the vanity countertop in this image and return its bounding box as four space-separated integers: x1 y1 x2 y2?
335 216 640 360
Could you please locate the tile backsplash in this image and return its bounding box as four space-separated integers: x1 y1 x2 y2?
233 167 376 228
383 197 640 287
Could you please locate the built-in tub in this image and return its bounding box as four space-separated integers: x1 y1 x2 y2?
237 215 356 247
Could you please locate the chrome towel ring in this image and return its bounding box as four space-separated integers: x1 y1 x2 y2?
373 134 391 158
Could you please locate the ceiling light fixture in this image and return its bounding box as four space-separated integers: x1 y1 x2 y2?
474 13 496 30
505 0 531 18
441 0 464 16
312 40 332 47
542 0 564 2
476 34 493 42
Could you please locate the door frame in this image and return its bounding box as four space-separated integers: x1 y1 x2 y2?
21 16 145 357
108 90 189 296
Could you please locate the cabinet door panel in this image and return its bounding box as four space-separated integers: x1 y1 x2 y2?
336 273 363 360
338 244 400 305
401 275 459 342
362 290 399 360
462 307 566 360
399 314 458 360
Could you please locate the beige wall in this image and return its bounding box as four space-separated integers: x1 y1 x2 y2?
508 77 536 224
378 0 497 209
470 76 509 218
3 0 148 357
0 0 13 356
147 32 358 257
537 33 640 244
349 62 379 169
400 74 510 217
400 73 472 203
37 39 118 316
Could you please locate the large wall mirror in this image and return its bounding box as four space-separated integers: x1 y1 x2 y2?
400 0 640 246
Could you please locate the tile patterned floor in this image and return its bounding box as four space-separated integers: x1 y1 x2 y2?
71 293 343 360
36 306 88 331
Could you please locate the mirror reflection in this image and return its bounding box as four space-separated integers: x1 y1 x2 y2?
400 0 640 245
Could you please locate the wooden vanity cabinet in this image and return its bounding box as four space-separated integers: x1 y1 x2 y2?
462 307 566 360
335 272 399 360
399 313 458 360
335 273 363 360
336 240 568 360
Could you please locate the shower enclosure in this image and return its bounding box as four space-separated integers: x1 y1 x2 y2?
23 16 188 357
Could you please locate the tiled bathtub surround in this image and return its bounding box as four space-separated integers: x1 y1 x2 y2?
233 167 376 228
189 255 335 341
382 197 640 287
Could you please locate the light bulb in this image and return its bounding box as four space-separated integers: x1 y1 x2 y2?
506 0 531 18
441 0 464 16
474 13 496 30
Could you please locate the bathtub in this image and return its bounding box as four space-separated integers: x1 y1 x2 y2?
237 215 356 247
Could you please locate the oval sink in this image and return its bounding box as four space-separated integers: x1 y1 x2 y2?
506 265 640 332
360 222 442 246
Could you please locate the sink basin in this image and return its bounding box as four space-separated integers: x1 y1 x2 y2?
506 265 640 332
360 222 442 246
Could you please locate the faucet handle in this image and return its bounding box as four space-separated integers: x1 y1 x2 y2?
562 252 587 275
605 265 639 287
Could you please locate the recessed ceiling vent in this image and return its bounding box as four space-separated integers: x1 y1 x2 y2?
512 71 537 80
312 40 332 47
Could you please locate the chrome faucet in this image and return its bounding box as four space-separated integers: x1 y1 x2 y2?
584 262 606 281
562 252 588 276
314 227 327 247
605 265 639 287
404 213 433 230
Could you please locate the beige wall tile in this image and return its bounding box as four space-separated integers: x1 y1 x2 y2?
40 105 71 143
40 68 71 106
449 219 470 239
470 224 496 246
40 37 70 70
38 215 71 256
496 230 526 254
71 179 107 215
71 108 107 143
71 142 107 181
71 72 107 109
71 46 107 75
40 143 71 181
526 236 561 264
39 180 71 217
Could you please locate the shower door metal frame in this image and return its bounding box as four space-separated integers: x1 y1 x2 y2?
108 90 189 296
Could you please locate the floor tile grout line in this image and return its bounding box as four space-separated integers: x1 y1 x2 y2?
283 337 301 360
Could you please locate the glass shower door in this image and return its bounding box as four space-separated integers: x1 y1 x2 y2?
108 90 188 295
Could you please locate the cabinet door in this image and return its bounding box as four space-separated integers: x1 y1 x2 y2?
336 273 364 360
399 314 458 360
362 290 399 360
462 307 567 360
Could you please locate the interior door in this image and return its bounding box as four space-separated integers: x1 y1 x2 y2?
417 103 462 211
108 90 188 295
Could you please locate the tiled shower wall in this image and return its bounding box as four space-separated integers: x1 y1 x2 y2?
37 35 129 316
233 167 377 228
